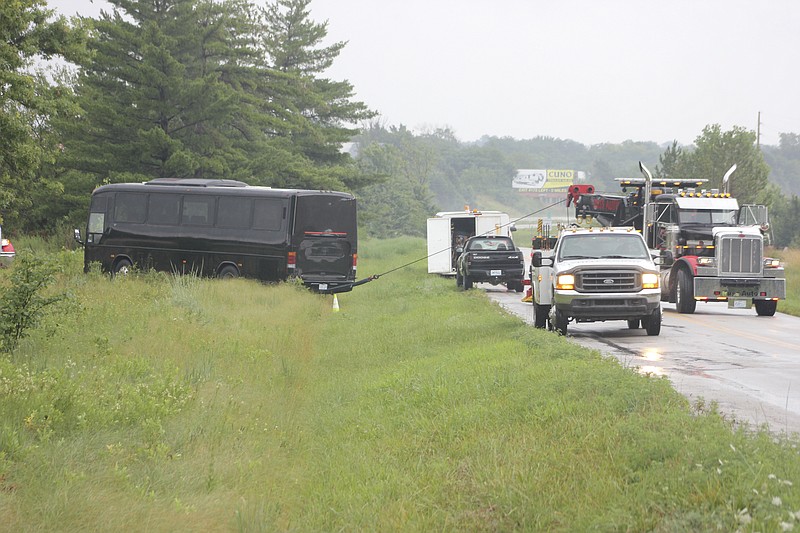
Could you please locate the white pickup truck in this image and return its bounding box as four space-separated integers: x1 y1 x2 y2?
530 227 662 336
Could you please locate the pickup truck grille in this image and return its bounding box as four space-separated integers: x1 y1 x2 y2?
576 269 640 292
720 234 762 277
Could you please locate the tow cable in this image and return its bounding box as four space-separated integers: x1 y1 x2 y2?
328 198 567 293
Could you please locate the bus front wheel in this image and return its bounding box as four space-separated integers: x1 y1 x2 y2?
113 258 132 277
218 265 239 279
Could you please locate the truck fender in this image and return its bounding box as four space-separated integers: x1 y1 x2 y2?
666 258 696 302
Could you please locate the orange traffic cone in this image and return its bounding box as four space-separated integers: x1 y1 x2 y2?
521 287 533 303
332 294 340 312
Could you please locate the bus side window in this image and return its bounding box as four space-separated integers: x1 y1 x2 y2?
217 197 252 228
182 195 215 226
114 193 147 224
253 199 285 231
148 194 180 225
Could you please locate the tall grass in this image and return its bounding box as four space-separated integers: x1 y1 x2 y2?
0 240 798 531
775 248 800 316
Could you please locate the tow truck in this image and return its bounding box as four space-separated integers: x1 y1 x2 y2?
559 163 785 315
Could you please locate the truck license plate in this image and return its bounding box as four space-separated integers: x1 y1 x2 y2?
728 298 751 309
318 283 328 291
490 270 502 276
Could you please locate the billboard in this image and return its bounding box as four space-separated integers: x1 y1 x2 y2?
513 169 585 190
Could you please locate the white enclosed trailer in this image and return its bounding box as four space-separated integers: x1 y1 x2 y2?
426 210 512 275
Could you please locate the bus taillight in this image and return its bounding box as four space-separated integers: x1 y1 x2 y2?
287 251 297 270
352 253 357 270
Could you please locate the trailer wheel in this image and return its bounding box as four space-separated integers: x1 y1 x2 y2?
642 307 662 336
627 319 640 329
675 269 696 314
463 275 473 290
754 300 777 316
534 303 549 329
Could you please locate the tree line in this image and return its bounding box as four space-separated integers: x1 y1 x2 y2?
4 0 800 247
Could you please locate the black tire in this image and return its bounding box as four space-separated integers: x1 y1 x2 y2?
627 319 640 329
553 308 568 336
534 303 549 329
642 307 662 336
463 275 473 290
218 264 239 279
754 299 777 317
113 258 133 277
456 271 463 287
675 269 696 314
508 280 524 293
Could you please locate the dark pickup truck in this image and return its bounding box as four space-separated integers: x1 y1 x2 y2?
456 235 525 292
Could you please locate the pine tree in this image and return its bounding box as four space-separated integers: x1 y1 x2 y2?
0 0 86 229
257 0 376 189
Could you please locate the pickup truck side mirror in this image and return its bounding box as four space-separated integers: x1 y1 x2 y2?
455 246 464 254
509 224 517 232
73 228 84 246
531 251 553 267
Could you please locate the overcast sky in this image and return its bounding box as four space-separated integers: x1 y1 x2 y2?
48 0 799 147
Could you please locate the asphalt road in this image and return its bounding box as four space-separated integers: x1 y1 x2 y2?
484 284 800 435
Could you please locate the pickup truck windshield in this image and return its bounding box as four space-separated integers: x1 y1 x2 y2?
558 234 649 260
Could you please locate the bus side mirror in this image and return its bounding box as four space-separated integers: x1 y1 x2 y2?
74 228 84 245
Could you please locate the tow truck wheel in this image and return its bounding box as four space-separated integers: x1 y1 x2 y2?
642 307 662 336
463 275 473 290
675 269 696 314
627 319 640 329
754 300 777 317
533 303 548 329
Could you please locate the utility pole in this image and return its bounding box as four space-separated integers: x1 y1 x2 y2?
757 111 762 149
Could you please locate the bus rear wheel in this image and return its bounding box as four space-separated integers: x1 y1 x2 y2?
218 265 239 279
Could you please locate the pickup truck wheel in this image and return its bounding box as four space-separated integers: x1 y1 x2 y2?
553 308 568 336
533 303 549 329
675 269 696 314
627 319 640 329
754 300 777 316
463 275 473 290
643 307 662 336
456 271 463 287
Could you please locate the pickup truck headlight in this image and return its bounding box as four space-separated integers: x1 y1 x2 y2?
642 272 659 289
556 274 575 290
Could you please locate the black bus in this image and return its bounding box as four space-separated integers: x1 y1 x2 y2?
74 178 358 292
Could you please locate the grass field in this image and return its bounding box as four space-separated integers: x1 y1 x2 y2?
0 238 799 531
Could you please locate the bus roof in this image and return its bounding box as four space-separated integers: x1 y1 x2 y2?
92 181 354 199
